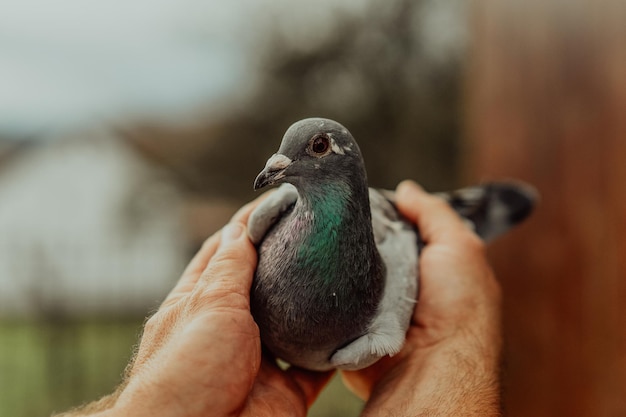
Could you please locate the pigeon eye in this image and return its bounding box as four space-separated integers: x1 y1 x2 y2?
309 135 331 156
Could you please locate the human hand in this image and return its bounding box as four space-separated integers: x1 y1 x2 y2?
342 180 502 416
106 195 332 417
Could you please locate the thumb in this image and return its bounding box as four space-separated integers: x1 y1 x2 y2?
198 222 258 301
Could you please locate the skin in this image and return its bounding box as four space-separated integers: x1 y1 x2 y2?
342 180 503 416
55 180 502 417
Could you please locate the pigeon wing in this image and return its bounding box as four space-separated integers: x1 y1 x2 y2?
330 188 419 369
247 183 299 245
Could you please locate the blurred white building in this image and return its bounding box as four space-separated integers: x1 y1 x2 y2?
0 131 187 317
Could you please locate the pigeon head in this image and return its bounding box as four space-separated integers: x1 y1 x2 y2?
254 118 365 191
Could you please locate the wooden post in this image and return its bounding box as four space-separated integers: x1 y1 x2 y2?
466 1 626 416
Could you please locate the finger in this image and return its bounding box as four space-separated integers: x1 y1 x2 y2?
395 180 470 243
179 191 271 286
286 367 335 407
198 222 257 302
340 353 403 401
182 232 222 278
160 232 222 308
161 191 271 309
254 356 332 411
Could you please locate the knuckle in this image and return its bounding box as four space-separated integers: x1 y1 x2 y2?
190 285 250 311
461 231 487 255
143 311 171 336
143 314 159 333
213 246 256 273
423 193 451 213
200 233 219 250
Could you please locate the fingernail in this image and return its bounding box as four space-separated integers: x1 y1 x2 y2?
398 180 423 194
221 223 244 244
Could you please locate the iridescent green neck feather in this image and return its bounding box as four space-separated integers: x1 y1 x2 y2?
296 181 357 283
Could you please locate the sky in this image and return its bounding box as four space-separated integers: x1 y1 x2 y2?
0 0 373 138
0 0 250 136
0 0 465 138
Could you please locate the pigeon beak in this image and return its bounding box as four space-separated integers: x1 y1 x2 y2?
254 153 293 190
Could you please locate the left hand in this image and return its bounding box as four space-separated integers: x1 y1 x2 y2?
340 181 502 415
112 195 333 417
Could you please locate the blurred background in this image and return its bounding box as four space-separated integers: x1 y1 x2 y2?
0 0 624 416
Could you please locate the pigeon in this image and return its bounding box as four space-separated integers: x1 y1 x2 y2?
247 118 536 371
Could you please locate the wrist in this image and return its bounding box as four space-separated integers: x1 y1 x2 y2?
112 380 185 417
362 331 502 417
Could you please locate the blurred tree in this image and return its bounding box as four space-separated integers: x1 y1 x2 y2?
0 2 469 417
128 0 465 200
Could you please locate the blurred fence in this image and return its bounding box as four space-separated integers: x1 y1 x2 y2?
0 137 365 417
0 136 185 417
3 0 623 415
0 2 468 416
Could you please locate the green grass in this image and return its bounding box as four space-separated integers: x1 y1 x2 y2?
0 319 363 417
0 319 142 417
309 374 363 417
